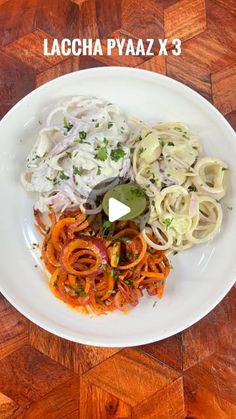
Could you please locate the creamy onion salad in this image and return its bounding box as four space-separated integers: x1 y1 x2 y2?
21 96 131 213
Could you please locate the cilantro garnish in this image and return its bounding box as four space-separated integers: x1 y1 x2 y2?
59 171 70 180
138 147 145 155
110 148 126 162
79 131 87 140
108 122 113 129
73 166 81 176
63 117 73 132
95 146 108 161
103 220 112 232
163 218 173 229
160 182 167 190
76 288 87 297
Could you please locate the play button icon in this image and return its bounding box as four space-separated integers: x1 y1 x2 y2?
108 197 131 222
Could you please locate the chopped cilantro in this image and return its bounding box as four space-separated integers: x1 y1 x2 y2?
112 270 121 281
168 142 174 146
76 288 87 297
108 122 113 129
59 171 70 180
95 146 108 161
79 131 87 140
103 220 112 233
73 166 81 176
159 139 165 146
163 218 173 229
95 123 99 128
138 146 146 155
63 117 73 132
96 167 102 175
103 137 109 146
160 182 167 190
124 279 133 285
110 148 126 162
66 151 72 158
186 167 193 173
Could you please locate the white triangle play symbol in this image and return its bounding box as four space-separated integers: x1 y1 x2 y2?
108 197 131 222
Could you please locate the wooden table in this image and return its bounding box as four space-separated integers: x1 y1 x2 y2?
0 1 235 418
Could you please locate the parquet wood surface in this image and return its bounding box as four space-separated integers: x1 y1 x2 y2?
0 1 235 418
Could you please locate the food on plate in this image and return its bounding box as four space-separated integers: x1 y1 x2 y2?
36 207 170 314
21 96 131 213
21 96 229 314
131 122 227 251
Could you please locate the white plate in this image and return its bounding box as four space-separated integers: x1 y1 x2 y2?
0 67 235 347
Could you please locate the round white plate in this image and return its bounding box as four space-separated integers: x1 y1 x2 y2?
0 67 235 347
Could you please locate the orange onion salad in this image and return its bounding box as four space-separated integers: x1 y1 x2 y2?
35 207 171 315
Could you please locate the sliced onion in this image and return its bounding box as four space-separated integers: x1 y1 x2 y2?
89 237 108 274
80 203 102 215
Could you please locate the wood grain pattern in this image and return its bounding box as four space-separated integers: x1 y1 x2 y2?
0 294 28 360
83 349 180 406
0 0 37 47
121 0 164 48
29 323 79 372
79 344 121 374
80 377 132 419
137 55 166 75
0 345 74 405
182 286 236 370
139 334 183 371
185 348 236 405
133 377 184 419
184 377 236 419
164 0 206 42
24 377 80 419
0 392 19 419
0 0 235 417
2 29 64 73
212 63 236 115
